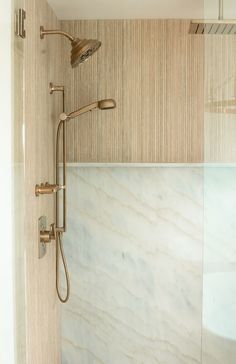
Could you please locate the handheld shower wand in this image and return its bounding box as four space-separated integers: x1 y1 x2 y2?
59 99 116 121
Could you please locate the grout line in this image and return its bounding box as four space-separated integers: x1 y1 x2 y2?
61 162 236 168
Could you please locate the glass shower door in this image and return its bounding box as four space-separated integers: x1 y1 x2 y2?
14 0 26 362
203 1 236 362
202 166 236 364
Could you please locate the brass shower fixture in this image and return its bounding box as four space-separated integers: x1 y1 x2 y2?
37 22 114 304
40 26 101 67
38 97 116 243
36 82 116 303
59 99 116 121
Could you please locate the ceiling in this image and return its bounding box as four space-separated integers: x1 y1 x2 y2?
47 0 236 20
47 0 203 20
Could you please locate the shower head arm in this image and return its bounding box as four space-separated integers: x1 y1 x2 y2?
60 101 99 121
40 26 74 42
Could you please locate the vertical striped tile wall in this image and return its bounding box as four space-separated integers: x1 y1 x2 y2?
61 20 204 163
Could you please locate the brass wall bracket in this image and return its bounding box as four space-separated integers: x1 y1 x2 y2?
38 216 47 259
35 182 65 196
15 9 26 39
49 82 64 94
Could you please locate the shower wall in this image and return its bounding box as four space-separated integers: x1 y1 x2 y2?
61 20 204 163
61 165 204 364
60 165 236 364
57 14 236 364
24 0 61 362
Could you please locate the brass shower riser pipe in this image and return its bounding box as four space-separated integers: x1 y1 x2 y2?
36 83 67 238
53 84 67 234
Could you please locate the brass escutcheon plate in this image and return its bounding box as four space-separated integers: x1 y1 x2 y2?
38 216 47 259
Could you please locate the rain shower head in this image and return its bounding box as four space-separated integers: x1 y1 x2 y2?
189 20 236 35
40 26 101 67
60 99 116 121
189 0 236 35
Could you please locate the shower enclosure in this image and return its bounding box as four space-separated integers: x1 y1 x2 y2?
61 165 204 364
61 163 236 364
58 10 236 364
11 0 236 363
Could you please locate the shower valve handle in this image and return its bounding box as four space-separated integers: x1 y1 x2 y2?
40 223 56 243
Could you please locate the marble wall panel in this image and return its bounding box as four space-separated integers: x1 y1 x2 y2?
60 166 204 364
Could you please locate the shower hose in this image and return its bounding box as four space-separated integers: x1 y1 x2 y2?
55 92 70 303
56 231 70 303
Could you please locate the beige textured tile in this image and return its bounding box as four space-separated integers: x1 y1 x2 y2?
97 20 123 162
24 0 61 363
61 20 204 163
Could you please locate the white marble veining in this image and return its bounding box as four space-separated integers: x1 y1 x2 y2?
60 166 203 364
